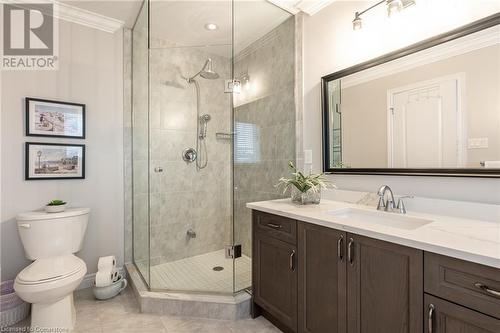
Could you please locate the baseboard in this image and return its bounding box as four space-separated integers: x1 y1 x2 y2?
78 266 126 290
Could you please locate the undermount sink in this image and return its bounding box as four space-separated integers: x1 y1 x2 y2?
326 207 433 230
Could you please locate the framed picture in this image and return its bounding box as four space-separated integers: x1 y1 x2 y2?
26 98 85 139
25 142 85 180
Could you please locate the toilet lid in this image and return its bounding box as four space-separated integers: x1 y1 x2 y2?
17 255 85 284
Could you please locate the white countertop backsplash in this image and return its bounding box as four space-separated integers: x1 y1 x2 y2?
247 191 500 269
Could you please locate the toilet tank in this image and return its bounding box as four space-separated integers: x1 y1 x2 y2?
16 208 90 260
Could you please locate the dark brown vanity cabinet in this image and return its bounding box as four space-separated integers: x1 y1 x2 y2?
298 222 347 333
252 210 500 333
424 253 500 333
253 211 298 332
298 226 423 333
253 210 424 333
424 295 500 333
346 234 423 333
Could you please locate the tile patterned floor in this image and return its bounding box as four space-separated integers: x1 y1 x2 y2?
8 287 281 333
150 249 252 293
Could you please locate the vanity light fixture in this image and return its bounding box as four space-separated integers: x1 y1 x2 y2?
204 23 218 31
224 79 241 94
386 0 403 17
241 73 250 88
233 80 242 94
352 12 363 30
352 0 416 30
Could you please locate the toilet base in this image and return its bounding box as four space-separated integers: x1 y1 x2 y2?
31 293 76 332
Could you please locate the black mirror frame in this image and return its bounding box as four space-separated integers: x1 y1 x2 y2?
321 12 500 178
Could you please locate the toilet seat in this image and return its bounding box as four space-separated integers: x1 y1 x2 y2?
16 255 86 285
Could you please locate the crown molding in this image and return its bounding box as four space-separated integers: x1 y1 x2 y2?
267 0 336 16
3 0 124 34
267 0 300 15
298 0 335 15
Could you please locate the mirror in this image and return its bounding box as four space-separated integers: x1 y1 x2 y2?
322 14 500 177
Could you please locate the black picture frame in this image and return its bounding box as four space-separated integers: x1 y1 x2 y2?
321 12 500 178
25 142 86 180
26 97 86 139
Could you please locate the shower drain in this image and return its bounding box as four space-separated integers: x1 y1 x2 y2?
213 266 224 271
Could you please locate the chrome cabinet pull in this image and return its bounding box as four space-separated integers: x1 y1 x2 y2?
337 235 344 261
289 250 295 271
347 238 354 265
428 304 435 333
266 223 282 229
474 282 500 298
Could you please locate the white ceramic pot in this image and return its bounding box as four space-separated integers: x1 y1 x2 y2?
92 275 127 300
45 204 66 213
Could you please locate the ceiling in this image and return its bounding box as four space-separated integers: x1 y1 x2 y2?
149 0 292 55
60 0 333 55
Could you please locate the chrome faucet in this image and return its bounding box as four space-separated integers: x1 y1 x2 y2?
376 185 413 214
377 185 397 212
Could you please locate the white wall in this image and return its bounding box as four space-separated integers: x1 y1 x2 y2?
303 0 500 204
1 20 124 280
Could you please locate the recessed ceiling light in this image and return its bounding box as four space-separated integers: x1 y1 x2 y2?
204 23 218 31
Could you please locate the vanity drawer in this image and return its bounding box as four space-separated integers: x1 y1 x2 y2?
424 252 500 319
253 211 297 245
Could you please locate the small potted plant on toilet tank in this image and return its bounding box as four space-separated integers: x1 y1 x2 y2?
45 199 67 213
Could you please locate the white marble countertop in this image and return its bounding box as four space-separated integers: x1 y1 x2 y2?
247 199 500 269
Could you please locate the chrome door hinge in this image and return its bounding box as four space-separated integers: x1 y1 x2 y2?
225 244 242 259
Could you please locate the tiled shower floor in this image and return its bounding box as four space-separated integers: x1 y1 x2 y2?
150 249 252 293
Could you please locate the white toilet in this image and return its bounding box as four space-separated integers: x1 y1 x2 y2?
14 208 90 331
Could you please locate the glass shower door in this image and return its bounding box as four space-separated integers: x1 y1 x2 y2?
132 0 150 286
232 0 295 293
147 0 234 294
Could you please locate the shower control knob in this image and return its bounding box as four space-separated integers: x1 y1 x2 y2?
182 148 197 163
154 167 164 173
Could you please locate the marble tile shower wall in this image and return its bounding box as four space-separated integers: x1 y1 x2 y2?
146 46 233 267
233 17 296 257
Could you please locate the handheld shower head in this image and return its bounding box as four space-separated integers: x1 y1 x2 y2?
199 114 211 139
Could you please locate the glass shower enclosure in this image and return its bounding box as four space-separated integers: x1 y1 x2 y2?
132 0 295 295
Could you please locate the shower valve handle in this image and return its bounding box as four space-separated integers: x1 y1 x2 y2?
182 148 197 163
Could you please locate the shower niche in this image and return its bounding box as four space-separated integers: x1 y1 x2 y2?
130 0 296 300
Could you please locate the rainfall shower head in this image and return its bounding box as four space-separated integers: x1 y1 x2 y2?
199 59 219 80
186 58 219 82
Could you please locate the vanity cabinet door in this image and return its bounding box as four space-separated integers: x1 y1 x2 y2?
425 294 500 333
253 232 297 332
298 222 347 333
346 233 423 333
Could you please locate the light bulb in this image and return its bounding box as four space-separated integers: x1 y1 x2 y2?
352 15 363 30
232 80 241 94
387 0 403 17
